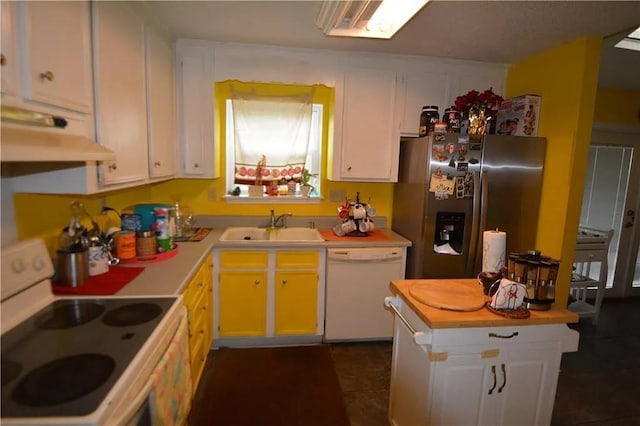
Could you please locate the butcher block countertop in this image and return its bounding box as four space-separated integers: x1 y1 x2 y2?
390 279 579 329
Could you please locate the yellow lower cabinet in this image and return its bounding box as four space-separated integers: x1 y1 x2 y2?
218 270 268 337
274 270 318 335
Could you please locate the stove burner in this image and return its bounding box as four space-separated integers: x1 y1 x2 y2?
1 359 22 386
11 354 115 407
102 303 163 327
35 301 105 330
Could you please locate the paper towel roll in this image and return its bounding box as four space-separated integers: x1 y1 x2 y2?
482 230 506 273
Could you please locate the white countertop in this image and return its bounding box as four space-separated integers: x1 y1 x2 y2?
114 226 411 297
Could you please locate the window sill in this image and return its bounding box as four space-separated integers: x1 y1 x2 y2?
223 195 323 204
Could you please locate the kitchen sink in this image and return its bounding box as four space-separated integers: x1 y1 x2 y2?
269 227 324 242
218 227 270 241
218 227 323 242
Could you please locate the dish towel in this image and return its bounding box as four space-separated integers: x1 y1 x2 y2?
149 312 193 426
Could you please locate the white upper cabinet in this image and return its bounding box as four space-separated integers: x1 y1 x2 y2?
18 1 93 113
145 26 176 180
331 68 401 182
398 71 451 137
92 1 148 186
176 42 217 178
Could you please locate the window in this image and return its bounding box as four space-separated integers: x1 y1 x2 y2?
220 81 327 200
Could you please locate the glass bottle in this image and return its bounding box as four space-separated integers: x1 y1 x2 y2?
536 261 552 300
525 260 539 300
514 258 527 284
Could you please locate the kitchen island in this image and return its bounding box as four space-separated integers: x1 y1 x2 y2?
387 278 579 426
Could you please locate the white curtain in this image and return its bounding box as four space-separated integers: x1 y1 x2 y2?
230 84 314 184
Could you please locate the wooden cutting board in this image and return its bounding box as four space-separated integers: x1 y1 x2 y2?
409 279 488 311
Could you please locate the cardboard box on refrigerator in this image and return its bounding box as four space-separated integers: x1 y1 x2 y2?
496 95 541 136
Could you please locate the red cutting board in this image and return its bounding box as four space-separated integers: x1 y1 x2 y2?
409 279 488 311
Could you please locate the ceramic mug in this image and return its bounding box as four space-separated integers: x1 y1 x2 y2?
352 203 367 219
359 218 375 233
88 245 109 276
366 205 377 217
341 219 357 234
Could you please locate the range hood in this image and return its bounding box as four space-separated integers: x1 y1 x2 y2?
1 125 116 162
1 106 116 162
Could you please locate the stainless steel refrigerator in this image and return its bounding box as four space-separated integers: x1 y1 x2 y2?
392 134 546 279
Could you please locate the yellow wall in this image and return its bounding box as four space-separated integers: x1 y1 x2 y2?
505 37 602 307
12 80 394 251
594 87 640 126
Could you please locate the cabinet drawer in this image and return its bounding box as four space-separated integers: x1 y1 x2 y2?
220 251 268 268
187 288 208 338
431 323 572 348
397 299 571 348
275 251 318 268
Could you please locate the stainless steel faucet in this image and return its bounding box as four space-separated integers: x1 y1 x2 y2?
269 209 293 228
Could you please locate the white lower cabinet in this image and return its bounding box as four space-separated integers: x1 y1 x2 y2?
389 297 574 426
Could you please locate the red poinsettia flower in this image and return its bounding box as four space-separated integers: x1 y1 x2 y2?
455 87 503 117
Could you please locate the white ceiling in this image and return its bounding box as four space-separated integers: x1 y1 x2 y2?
140 0 640 90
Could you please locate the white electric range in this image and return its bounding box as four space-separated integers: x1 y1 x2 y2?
1 238 187 425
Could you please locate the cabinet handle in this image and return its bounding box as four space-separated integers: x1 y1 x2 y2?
39 71 55 81
254 280 260 286
154 161 161 167
108 163 117 171
193 163 200 168
488 365 497 395
281 279 287 286
488 331 519 339
498 363 507 393
0 54 6 66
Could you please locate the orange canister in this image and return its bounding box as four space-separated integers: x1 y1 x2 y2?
115 231 136 260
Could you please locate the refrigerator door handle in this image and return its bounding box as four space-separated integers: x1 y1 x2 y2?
475 171 490 272
466 171 481 275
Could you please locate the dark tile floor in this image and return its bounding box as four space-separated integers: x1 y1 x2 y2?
194 298 640 425
329 298 640 426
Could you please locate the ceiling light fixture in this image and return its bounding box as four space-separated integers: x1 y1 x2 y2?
614 26 640 51
316 0 429 40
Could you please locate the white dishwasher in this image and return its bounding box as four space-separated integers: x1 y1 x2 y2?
325 247 406 341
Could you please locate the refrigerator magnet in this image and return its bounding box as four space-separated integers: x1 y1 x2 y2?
455 176 465 199
463 172 474 197
457 162 468 172
432 144 445 158
429 173 455 195
448 157 456 168
458 141 468 156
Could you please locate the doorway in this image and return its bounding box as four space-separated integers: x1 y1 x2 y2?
579 124 640 297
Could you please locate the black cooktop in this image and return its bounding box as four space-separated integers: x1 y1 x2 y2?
1 297 177 419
